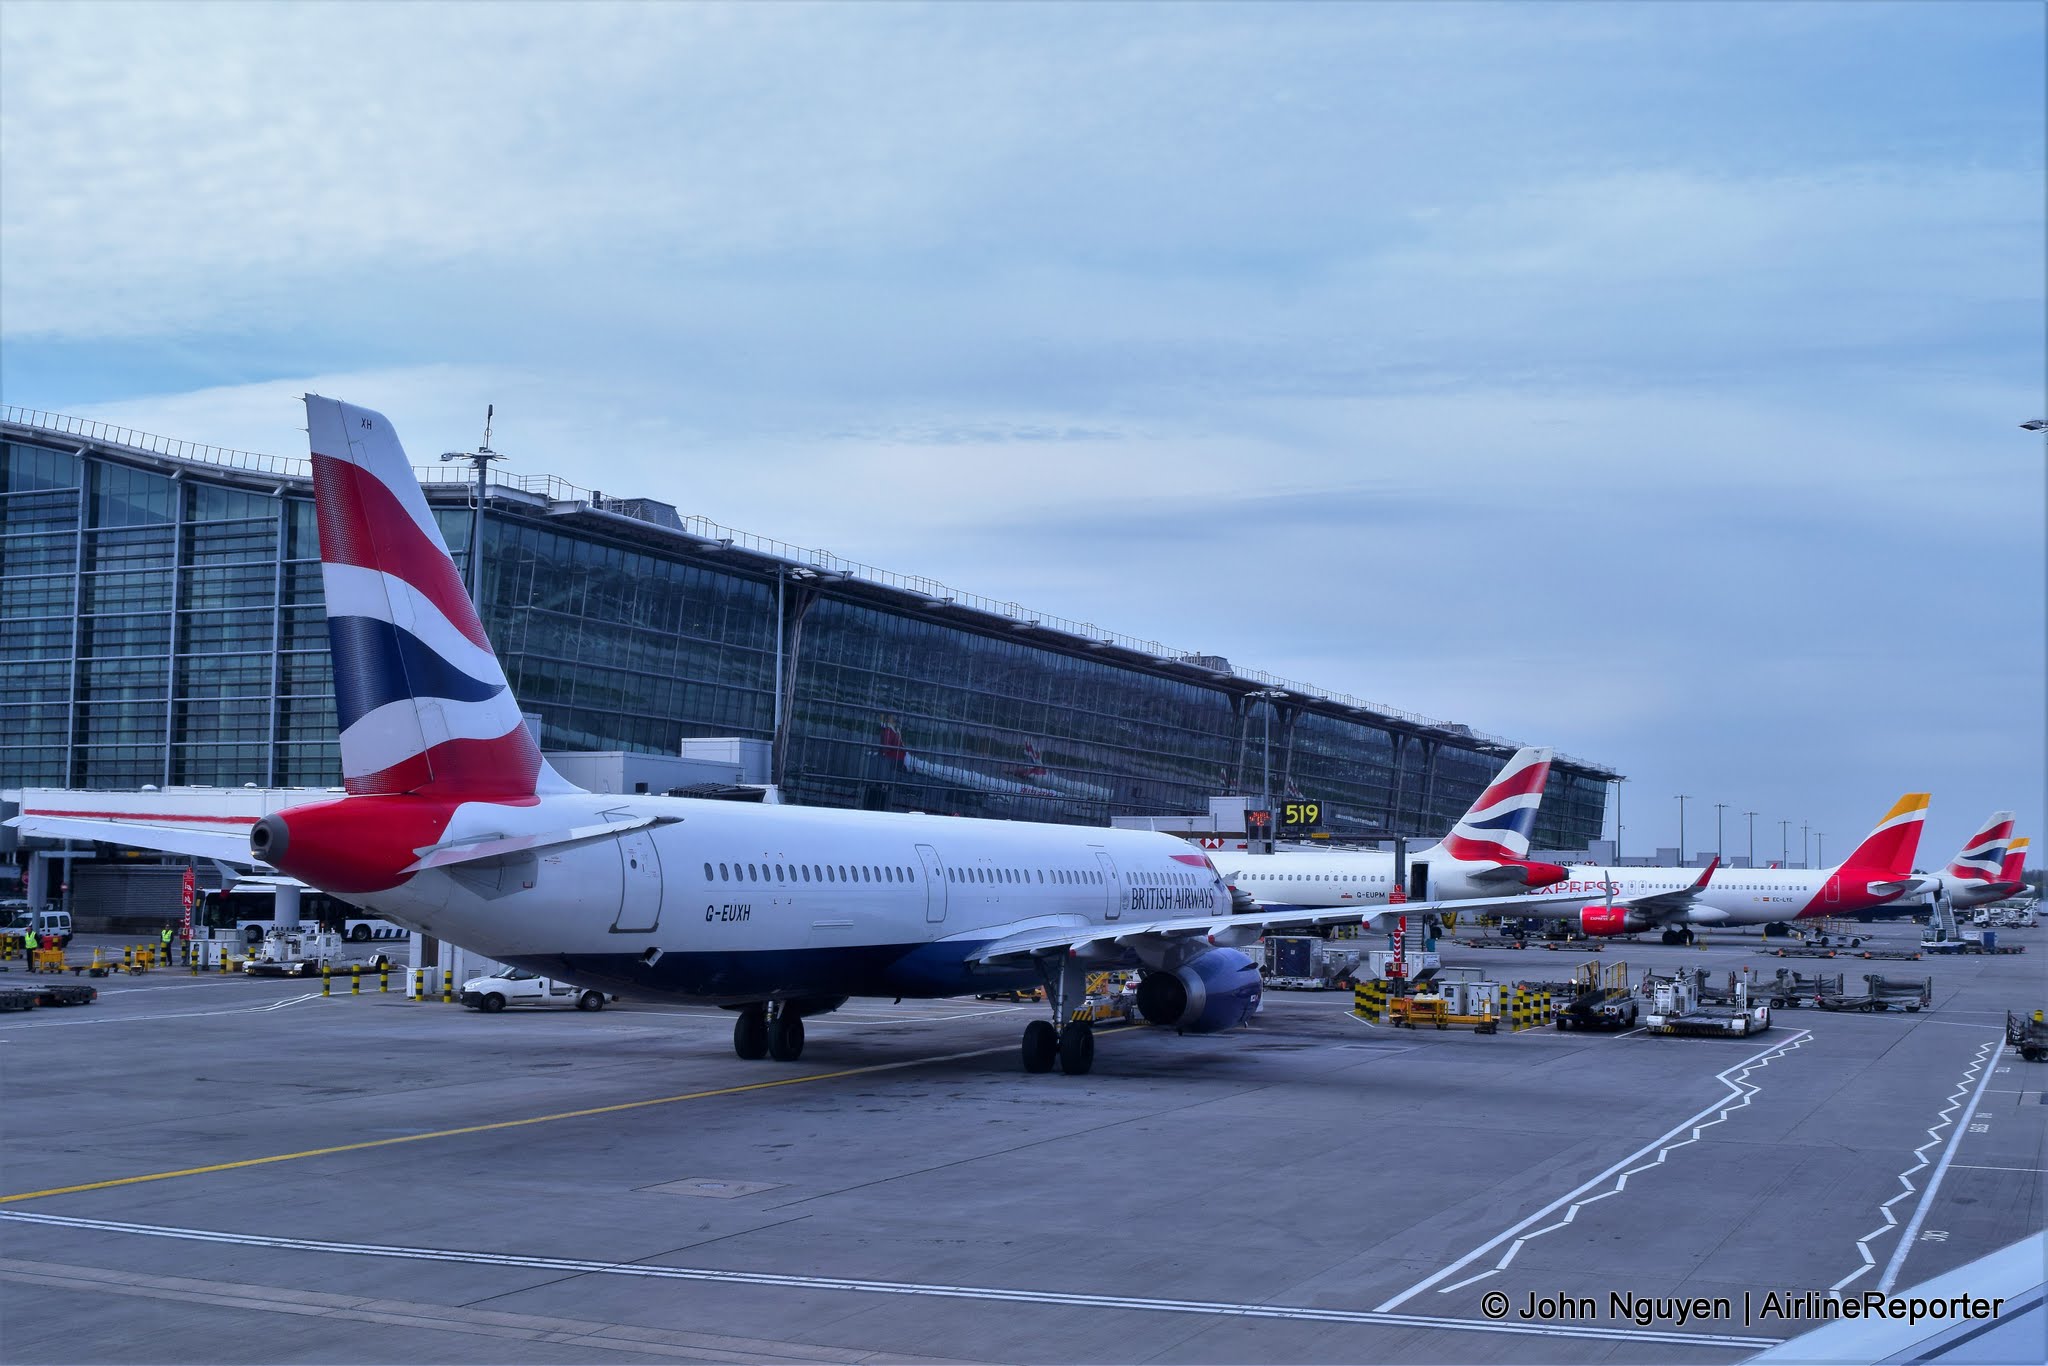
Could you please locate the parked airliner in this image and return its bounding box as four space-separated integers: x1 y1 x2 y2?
878 720 1064 802
15 397 1580 1077
1903 813 2023 912
1211 747 1571 911
1010 742 1117 803
1516 793 1932 943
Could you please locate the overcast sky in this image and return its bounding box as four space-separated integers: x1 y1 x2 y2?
3 1 2041 869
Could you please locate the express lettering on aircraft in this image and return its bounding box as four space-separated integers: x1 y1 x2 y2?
706 903 753 923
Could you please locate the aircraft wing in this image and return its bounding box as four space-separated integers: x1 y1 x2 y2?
969 890 1603 972
1513 859 1720 925
4 813 267 868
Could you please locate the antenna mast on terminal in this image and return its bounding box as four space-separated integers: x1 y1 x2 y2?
440 403 506 603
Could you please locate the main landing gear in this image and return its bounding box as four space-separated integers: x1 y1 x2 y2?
1020 957 1097 1075
1660 928 1696 946
732 1003 805 1062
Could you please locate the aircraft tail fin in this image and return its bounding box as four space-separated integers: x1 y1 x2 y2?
1836 793 1931 878
1440 747 1553 862
2000 837 2030 888
1945 811 2015 888
305 396 573 799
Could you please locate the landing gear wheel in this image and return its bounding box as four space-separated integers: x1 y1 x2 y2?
767 1011 805 1062
1057 1021 1094 1075
1661 929 1680 946
1682 929 1696 945
1021 1020 1057 1073
734 1006 769 1060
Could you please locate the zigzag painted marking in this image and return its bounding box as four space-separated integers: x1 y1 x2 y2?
1828 1038 1998 1295
1433 1031 1812 1296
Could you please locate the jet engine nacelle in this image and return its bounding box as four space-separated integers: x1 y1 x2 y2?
1579 906 1648 937
1134 947 1263 1033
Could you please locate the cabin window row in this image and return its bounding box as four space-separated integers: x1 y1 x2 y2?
704 861 915 885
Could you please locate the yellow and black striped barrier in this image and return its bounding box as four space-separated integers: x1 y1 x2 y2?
349 965 361 996
1351 979 1389 1023
441 968 454 1004
1507 986 1555 1031
379 966 390 994
411 968 424 1001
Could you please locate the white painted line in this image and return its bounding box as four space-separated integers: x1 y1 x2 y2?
1375 1028 1812 1312
1879 1033 2008 1292
0 1211 1779 1350
1830 1037 1998 1295
0 993 322 1030
1948 1165 2047 1173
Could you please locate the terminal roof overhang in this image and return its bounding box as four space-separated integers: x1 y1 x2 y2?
1 409 1625 783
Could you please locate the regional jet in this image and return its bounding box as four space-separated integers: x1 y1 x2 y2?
14 397 1579 1076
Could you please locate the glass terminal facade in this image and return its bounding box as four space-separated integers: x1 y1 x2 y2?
0 416 1616 845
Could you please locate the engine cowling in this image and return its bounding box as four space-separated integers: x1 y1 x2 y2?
1134 947 1263 1033
1579 906 1647 937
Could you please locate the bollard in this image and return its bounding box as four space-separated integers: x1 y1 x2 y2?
412 968 424 1001
442 967 454 1004
380 966 389 994
350 965 361 996
321 963 331 997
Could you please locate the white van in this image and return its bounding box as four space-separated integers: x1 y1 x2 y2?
3 908 73 949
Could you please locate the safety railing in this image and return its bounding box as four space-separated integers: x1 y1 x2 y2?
0 407 1611 772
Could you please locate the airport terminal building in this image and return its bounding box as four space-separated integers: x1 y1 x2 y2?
0 408 1617 846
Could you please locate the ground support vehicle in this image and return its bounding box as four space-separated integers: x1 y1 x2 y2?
1770 946 1839 959
243 927 391 978
1866 975 1933 1011
461 968 610 1012
2006 1011 2048 1063
0 987 34 1012
1644 974 1770 1037
1390 978 1500 1032
1263 935 1330 990
1855 948 1924 960
28 981 96 1007
1555 961 1638 1031
1759 970 1842 1009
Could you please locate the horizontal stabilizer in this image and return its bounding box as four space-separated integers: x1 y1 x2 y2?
4 814 266 868
402 815 678 873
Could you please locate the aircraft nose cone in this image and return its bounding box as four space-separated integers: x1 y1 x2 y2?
251 814 290 865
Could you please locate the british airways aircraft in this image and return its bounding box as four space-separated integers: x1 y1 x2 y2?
876 720 1064 802
1211 747 1572 911
1517 794 1933 944
1920 813 2023 911
1010 742 1118 804
23 397 1575 1076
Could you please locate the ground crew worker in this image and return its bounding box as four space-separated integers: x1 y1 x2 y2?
160 921 176 964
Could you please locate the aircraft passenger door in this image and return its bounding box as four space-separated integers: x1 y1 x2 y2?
1824 876 1840 905
610 830 664 933
916 844 948 924
1408 861 1430 903
1094 851 1124 920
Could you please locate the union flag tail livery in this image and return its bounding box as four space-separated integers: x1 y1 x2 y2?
307 396 568 800
1945 811 2015 889
1837 792 1931 880
1440 747 1551 864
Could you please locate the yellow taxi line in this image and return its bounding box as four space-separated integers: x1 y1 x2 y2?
0 1043 1013 1205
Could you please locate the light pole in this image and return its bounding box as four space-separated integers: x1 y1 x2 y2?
1779 819 1790 868
1250 690 1285 853
1801 821 1810 869
1816 832 1827 867
1745 810 1757 867
1675 794 1691 865
1614 777 1627 864
1714 801 1728 861
440 405 503 606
